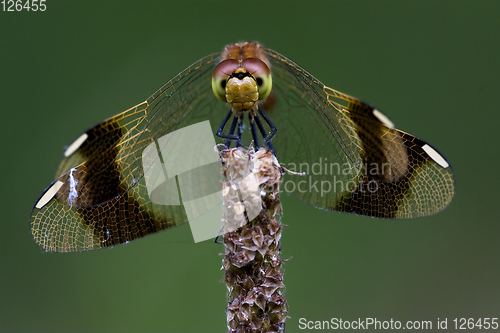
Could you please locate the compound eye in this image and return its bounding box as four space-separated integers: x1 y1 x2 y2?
242 58 272 100
255 74 272 100
212 76 227 102
212 59 239 102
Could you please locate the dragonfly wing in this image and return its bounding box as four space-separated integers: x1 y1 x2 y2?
265 49 455 218
30 53 225 252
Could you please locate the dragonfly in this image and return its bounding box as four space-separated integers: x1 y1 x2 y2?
30 42 455 252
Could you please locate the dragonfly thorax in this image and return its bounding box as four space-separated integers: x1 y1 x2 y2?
225 67 259 111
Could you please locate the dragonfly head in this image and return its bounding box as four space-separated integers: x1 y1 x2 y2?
212 59 272 111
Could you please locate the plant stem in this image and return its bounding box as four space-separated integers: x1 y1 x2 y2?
221 147 287 333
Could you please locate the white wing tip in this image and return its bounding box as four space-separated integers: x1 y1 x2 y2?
64 133 89 157
372 109 395 129
35 181 64 209
422 144 449 168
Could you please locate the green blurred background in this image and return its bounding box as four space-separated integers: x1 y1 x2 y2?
1 1 499 332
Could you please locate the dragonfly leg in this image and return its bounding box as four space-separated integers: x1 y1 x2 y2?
235 114 244 147
214 225 224 244
216 110 239 149
216 109 232 137
254 106 276 154
257 106 277 142
249 113 261 149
